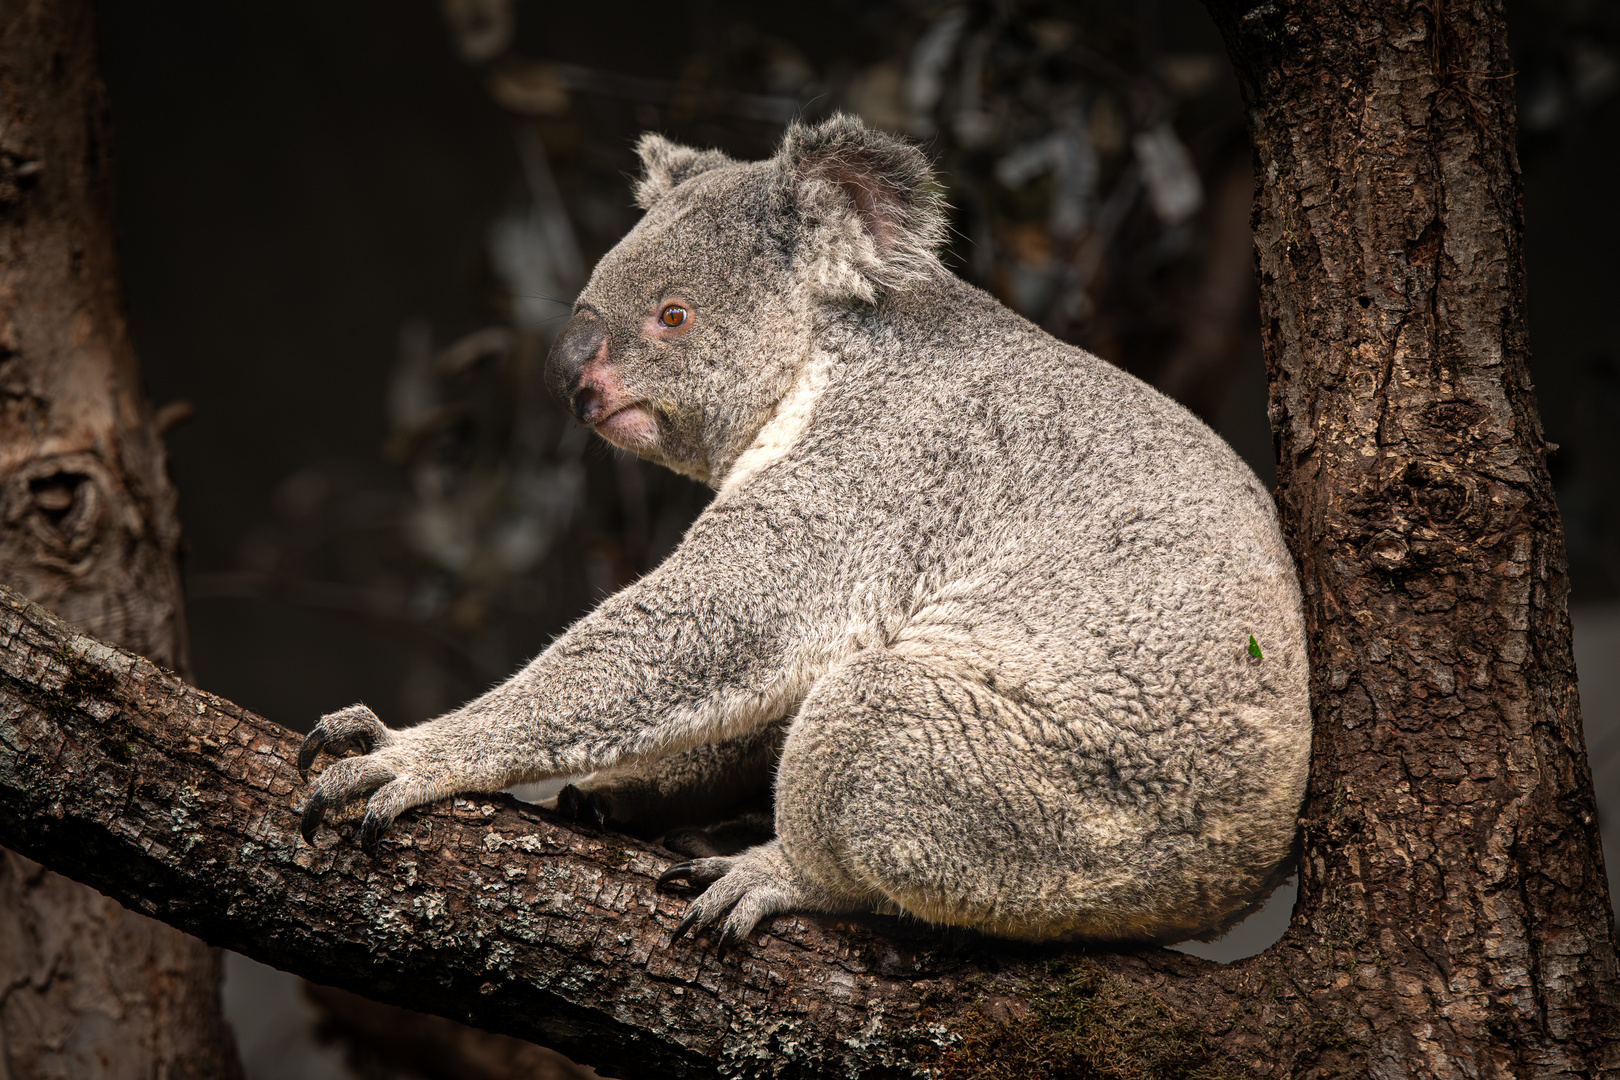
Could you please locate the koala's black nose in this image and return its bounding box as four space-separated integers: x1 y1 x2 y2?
545 309 607 415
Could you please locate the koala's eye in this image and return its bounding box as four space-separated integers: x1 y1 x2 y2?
659 304 688 328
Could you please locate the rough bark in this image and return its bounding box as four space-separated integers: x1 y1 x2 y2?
1201 0 1620 1073
0 1 239 1077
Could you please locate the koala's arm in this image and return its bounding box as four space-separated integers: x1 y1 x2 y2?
298 499 835 843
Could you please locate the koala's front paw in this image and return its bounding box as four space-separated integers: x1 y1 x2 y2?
297 704 393 776
297 704 434 849
555 783 609 829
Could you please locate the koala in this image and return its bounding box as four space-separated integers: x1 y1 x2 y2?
298 115 1311 947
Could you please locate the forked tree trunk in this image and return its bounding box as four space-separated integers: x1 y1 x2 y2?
0 1 240 1076
0 0 1615 1078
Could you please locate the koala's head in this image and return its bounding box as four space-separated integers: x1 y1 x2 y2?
545 114 946 484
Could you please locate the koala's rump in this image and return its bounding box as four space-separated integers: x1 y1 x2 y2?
767 314 1310 939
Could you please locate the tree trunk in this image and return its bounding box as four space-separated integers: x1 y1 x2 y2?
1200 0 1620 1072
0 0 1614 1077
0 1 240 1077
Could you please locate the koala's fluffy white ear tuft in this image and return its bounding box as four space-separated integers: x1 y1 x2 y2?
773 114 948 302
633 134 735 209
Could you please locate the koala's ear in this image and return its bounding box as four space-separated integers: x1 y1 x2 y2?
632 134 735 209
773 114 948 301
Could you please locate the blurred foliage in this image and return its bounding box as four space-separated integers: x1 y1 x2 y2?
1512 0 1620 596
1513 0 1620 152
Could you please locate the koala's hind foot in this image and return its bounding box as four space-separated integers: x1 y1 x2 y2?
558 769 773 856
557 721 785 837
658 839 863 950
662 810 775 858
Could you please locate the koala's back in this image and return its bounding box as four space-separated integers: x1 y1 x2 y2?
737 274 1310 940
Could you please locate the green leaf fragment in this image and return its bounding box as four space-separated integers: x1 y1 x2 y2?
1247 635 1263 659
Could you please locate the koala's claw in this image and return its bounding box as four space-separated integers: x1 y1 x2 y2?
358 811 387 852
556 784 607 829
658 861 689 888
667 901 747 957
297 704 390 777
296 733 328 778
299 776 405 849
660 857 741 945
657 860 695 889
656 858 729 891
300 789 332 844
669 906 706 944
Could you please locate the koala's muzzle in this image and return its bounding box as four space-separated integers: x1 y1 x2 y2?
546 310 609 422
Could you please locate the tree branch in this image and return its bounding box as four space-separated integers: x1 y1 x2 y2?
0 583 1240 1080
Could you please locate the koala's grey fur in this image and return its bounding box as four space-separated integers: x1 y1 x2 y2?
299 115 1311 947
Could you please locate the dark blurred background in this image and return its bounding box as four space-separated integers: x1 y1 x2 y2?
92 1 1619 1075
